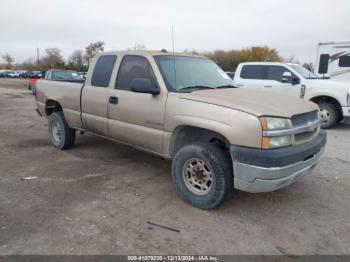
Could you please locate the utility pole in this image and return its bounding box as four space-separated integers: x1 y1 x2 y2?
37 48 40 67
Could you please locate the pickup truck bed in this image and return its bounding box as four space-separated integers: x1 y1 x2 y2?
37 80 84 129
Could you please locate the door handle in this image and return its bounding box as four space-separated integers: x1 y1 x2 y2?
236 84 244 87
264 86 272 88
109 96 119 105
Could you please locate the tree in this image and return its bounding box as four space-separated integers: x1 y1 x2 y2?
236 46 283 62
84 41 105 64
67 50 86 71
203 50 240 71
2 53 14 69
41 48 64 69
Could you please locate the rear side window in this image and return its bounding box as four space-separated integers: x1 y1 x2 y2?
116 55 157 91
91 55 117 87
240 65 266 79
267 66 291 82
318 54 329 74
339 55 350 67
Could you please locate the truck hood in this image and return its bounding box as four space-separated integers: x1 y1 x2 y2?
180 88 318 118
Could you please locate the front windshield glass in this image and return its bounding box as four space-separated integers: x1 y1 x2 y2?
290 64 317 79
154 56 234 92
52 71 82 81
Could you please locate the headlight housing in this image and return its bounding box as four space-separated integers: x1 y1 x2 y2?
260 117 292 149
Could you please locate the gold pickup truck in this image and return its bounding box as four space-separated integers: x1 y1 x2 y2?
36 51 326 209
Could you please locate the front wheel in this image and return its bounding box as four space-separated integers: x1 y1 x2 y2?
171 142 233 209
48 112 76 150
318 102 340 129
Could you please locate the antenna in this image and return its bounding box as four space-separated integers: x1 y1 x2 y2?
172 26 177 89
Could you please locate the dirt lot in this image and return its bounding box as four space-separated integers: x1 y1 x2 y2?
0 79 349 255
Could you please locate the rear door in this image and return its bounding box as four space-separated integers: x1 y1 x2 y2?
107 55 167 154
81 55 117 136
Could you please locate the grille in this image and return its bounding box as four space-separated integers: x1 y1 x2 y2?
292 111 319 145
291 111 318 127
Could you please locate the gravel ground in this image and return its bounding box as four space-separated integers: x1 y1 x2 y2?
0 79 349 255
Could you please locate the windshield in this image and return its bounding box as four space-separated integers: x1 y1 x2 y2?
52 71 82 81
290 64 317 79
154 56 234 92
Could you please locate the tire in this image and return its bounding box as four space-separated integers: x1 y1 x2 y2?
48 112 76 149
171 142 233 209
318 102 340 129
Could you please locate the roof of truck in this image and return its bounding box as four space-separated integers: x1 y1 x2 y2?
95 50 206 59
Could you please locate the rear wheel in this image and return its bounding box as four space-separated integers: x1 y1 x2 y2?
318 102 340 129
48 112 76 149
171 142 233 209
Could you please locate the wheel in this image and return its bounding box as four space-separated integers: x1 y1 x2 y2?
171 142 233 209
318 102 340 129
48 112 76 149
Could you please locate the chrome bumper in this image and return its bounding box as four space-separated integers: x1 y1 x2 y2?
230 130 326 193
233 147 324 193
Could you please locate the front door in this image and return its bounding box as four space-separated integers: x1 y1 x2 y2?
266 65 301 97
107 55 167 154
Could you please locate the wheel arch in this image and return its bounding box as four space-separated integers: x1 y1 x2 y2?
309 95 343 119
169 125 231 159
45 99 63 116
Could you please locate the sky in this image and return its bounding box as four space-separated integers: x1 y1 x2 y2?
1 0 350 64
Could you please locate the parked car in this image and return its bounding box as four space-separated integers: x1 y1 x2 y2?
316 41 350 82
233 62 350 128
35 51 326 209
44 69 85 83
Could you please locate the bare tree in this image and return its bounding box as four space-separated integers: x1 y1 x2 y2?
84 41 105 64
68 50 85 71
2 53 14 69
285 55 301 64
41 48 64 69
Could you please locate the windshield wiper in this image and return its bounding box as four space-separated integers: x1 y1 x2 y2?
215 84 238 89
179 86 214 93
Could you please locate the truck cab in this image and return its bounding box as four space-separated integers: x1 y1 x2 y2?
233 62 350 128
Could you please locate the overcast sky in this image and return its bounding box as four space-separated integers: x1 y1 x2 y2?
1 0 349 64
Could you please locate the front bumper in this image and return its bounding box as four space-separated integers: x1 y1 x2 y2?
342 107 350 118
230 130 327 193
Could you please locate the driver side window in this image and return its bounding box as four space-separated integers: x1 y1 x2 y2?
267 66 294 82
115 55 157 91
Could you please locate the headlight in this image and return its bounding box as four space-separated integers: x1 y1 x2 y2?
262 117 290 130
260 117 292 149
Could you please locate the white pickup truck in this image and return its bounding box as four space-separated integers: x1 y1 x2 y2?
233 62 350 128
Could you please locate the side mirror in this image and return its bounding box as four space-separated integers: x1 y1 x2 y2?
281 72 292 83
291 76 300 85
130 78 160 95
